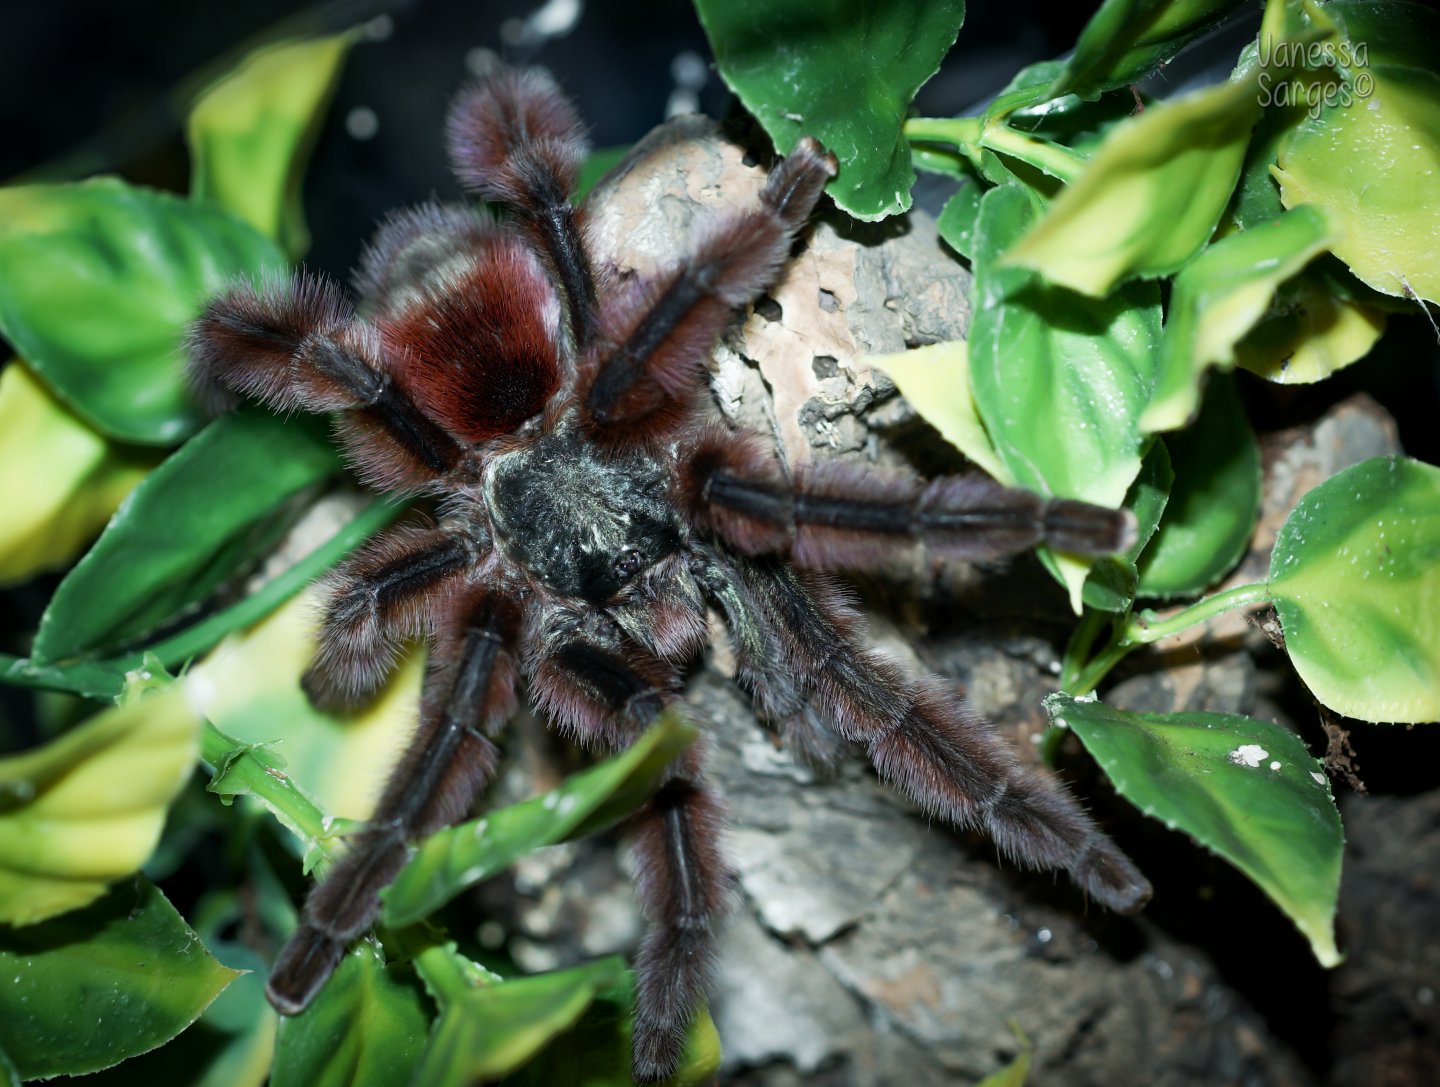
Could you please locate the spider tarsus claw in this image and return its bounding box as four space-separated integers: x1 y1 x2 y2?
266 925 345 1015
1082 849 1154 915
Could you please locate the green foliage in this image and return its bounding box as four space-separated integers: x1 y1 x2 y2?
0 675 197 924
271 944 430 1087
1 0 1437 1081
385 717 698 926
0 180 285 444
696 0 966 220
0 878 239 1078
1049 695 1343 964
1269 457 1440 723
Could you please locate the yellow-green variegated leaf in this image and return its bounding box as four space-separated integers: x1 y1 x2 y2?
0 362 154 585
1003 71 1262 296
184 589 423 821
1271 1 1440 304
0 679 199 925
188 33 355 257
1234 269 1387 384
868 342 1011 483
1142 205 1335 432
1269 456 1440 723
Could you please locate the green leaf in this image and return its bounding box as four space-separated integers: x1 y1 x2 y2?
271 943 428 1087
32 410 338 665
1003 71 1262 296
188 33 353 257
0 878 240 1078
975 1022 1032 1087
868 341 1009 482
188 591 425 823
384 715 697 927
936 179 984 263
0 361 155 586
415 956 626 1085
695 0 966 220
0 680 198 925
1143 205 1336 432
1049 694 1343 966
1082 438 1172 613
1138 374 1261 598
0 498 402 704
1269 456 1440 723
1271 1 1440 303
0 179 287 444
1049 0 1248 100
969 183 1160 610
1233 262 1388 385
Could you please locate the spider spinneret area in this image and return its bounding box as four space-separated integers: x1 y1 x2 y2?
186 64 1151 1082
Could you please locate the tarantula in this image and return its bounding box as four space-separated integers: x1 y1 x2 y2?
187 65 1151 1081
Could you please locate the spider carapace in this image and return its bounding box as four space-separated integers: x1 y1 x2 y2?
187 64 1151 1081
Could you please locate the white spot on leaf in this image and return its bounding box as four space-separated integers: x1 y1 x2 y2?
1227 744 1269 768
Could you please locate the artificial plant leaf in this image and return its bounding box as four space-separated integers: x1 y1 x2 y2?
1271 0 1440 303
969 182 1160 610
0 679 198 925
0 361 154 585
415 956 626 1085
869 341 1009 482
32 410 338 665
0 878 239 1079
1233 265 1387 385
1269 456 1440 723
188 590 425 824
974 1023 1032 1087
200 721 333 872
1049 0 1247 100
936 179 984 264
1003 70 1262 296
1082 438 1172 613
1048 694 1343 966
0 179 286 444
384 714 697 927
1142 205 1334 432
695 0 966 220
271 943 428 1087
506 975 721 1087
188 32 354 257
1137 373 1261 598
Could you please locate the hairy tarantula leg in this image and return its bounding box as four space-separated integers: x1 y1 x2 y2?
302 521 478 711
187 273 462 484
693 458 1136 567
526 624 731 1082
267 593 519 1015
737 557 1152 914
630 747 733 1083
446 66 597 349
691 548 850 768
583 138 839 430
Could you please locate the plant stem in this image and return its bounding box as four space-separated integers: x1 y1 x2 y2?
200 719 333 857
977 125 1087 184
1123 582 1273 646
1068 582 1273 697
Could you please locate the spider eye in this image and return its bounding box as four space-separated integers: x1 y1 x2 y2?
612 546 645 583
